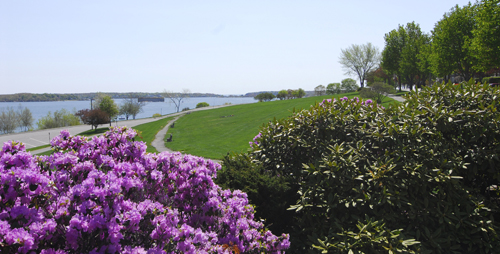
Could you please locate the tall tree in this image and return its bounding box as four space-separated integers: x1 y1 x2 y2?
0 107 18 134
472 0 500 71
163 89 190 113
339 42 381 88
98 95 119 125
383 22 429 91
294 88 306 98
382 27 405 91
432 4 479 81
399 22 430 90
314 85 326 96
17 106 33 131
341 78 359 92
326 83 341 95
120 97 144 120
277 90 288 100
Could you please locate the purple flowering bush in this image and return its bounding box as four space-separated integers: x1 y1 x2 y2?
0 127 289 253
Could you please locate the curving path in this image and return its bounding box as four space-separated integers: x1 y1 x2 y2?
150 115 182 153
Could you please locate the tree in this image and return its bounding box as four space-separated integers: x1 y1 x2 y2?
163 89 190 113
382 22 430 91
382 27 405 91
0 107 18 134
277 90 288 100
296 88 306 98
76 109 110 130
254 92 276 102
314 85 326 96
17 106 33 131
339 42 381 88
37 109 81 129
341 78 359 92
472 0 500 71
431 4 478 81
399 22 430 90
98 95 119 124
326 83 341 95
119 97 144 120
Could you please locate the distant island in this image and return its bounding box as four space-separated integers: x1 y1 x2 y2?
0 92 247 102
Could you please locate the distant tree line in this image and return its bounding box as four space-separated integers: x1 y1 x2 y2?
0 92 241 102
253 88 306 102
314 78 359 96
276 88 306 100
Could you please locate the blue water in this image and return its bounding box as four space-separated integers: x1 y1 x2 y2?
0 97 256 132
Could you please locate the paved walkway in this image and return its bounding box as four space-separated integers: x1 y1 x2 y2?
387 93 405 102
151 115 182 153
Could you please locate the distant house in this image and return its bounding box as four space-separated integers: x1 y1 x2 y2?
138 97 164 102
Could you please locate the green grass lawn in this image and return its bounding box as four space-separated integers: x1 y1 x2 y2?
165 93 399 159
132 116 174 153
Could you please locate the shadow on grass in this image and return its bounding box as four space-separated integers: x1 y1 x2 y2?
26 144 51 152
77 127 110 137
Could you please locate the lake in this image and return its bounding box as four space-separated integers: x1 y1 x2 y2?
0 97 256 133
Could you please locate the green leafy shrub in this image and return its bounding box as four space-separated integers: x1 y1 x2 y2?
37 109 81 129
359 82 396 103
196 102 210 108
152 113 162 118
237 81 500 253
216 153 295 236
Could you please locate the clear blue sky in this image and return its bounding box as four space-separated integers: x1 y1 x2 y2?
0 0 473 95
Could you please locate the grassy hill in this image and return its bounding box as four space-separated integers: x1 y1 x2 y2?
165 93 398 159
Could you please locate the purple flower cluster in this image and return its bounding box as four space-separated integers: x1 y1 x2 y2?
249 132 262 148
0 127 290 253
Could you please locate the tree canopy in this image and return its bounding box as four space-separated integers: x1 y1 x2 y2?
473 0 500 71
431 4 478 81
98 95 119 121
119 97 144 120
254 92 276 102
339 43 381 88
382 22 430 90
76 109 110 130
381 1 500 87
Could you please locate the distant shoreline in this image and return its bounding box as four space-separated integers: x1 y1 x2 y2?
0 92 249 102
